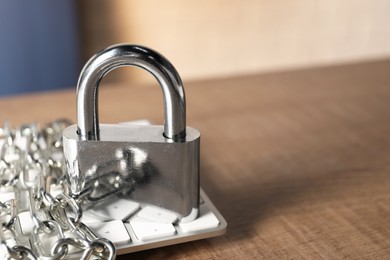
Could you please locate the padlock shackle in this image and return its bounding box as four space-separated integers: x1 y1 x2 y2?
76 44 186 140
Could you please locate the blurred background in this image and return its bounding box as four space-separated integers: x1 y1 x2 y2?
1 0 390 96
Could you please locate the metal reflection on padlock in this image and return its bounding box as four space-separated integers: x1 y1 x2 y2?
63 44 200 222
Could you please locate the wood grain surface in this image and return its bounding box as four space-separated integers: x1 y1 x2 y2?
1 59 390 259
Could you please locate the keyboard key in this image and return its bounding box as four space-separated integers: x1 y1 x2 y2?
23 169 40 187
87 220 131 246
16 236 31 249
6 235 31 249
14 136 28 151
90 198 140 221
18 190 30 212
1 228 30 248
18 211 35 235
0 191 15 203
41 230 81 255
179 205 219 233
81 211 107 224
136 205 178 224
130 216 176 241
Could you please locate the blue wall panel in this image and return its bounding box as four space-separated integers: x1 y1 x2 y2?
0 0 80 96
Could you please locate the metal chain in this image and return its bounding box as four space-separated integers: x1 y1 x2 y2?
0 120 116 260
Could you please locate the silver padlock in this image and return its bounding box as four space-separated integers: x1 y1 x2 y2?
63 44 200 222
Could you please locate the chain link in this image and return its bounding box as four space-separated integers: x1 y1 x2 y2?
0 120 116 259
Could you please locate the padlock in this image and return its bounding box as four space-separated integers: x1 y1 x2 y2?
63 44 200 222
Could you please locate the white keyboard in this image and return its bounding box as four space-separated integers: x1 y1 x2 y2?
86 189 226 255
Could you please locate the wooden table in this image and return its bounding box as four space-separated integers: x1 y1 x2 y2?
1 59 390 259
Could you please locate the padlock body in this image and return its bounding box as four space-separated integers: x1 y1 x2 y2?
63 124 200 221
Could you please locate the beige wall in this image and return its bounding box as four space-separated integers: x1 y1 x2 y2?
79 0 390 84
